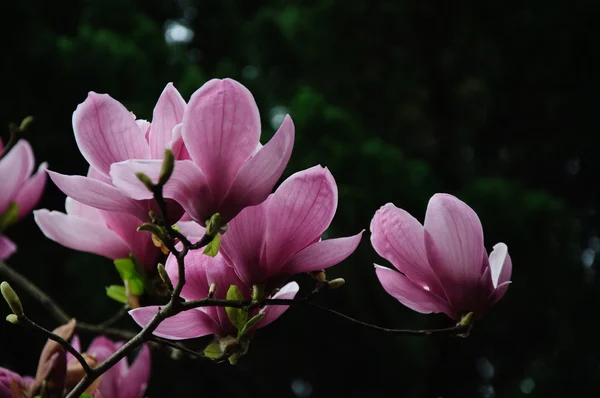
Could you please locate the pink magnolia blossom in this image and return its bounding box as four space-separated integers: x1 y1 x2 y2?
110 78 295 226
0 139 47 260
0 367 33 398
129 223 299 339
219 165 363 291
35 83 187 268
371 194 512 320
67 336 151 398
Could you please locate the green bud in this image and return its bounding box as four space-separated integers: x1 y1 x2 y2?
251 284 265 304
459 312 475 328
5 314 19 324
19 116 34 131
159 149 175 186
136 172 155 191
157 263 172 290
208 283 216 298
205 213 222 237
1 282 23 317
328 278 345 290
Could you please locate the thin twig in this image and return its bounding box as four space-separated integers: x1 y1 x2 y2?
20 315 91 373
96 306 129 329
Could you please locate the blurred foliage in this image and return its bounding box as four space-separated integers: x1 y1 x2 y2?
1 0 599 397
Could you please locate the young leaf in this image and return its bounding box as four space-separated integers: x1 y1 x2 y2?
202 234 221 257
203 343 223 359
238 312 265 339
0 202 19 232
225 285 248 330
106 285 127 304
114 257 145 295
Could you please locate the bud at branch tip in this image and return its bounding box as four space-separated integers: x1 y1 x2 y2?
136 172 155 191
159 149 175 186
1 282 24 317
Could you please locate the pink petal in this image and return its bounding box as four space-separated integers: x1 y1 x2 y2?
424 194 485 310
169 124 186 160
149 83 186 159
165 250 211 301
117 344 150 398
285 231 363 274
219 115 295 223
205 256 248 332
265 166 338 270
87 336 118 363
0 140 34 213
220 199 269 286
375 265 455 318
129 307 219 340
99 210 157 268
0 235 16 260
73 92 151 176
182 78 261 201
175 221 205 241
257 281 300 329
489 280 511 306
48 171 147 221
15 162 48 219
110 160 214 223
370 203 445 297
34 209 131 260
64 197 105 224
488 242 512 287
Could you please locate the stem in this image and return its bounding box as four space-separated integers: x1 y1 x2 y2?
0 130 18 161
96 306 129 329
20 315 91 373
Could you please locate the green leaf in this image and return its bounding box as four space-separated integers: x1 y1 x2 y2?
225 285 247 330
238 312 265 339
0 202 19 232
203 343 223 359
80 394 95 398
106 285 127 304
202 233 221 257
114 257 145 295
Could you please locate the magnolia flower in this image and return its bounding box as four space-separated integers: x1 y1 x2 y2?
0 367 33 397
219 165 363 291
110 78 295 226
0 139 47 260
35 83 187 268
129 238 299 339
66 336 151 398
371 194 512 320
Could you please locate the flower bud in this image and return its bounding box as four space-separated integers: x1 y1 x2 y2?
327 278 345 290
157 263 172 290
5 314 19 324
19 116 34 131
136 172 155 191
205 213 222 236
159 149 175 186
1 282 23 317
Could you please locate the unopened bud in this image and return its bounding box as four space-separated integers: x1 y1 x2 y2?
157 263 172 290
312 270 327 283
136 172 155 191
6 314 19 324
208 283 216 298
251 284 265 304
327 278 345 290
1 282 23 317
459 312 475 328
159 149 175 186
206 213 222 236
19 116 34 131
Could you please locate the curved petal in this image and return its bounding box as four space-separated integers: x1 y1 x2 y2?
370 203 444 296
257 281 300 329
219 115 295 223
73 92 150 176
99 211 157 268
489 280 511 306
117 344 150 398
149 83 186 159
424 194 485 310
488 242 512 288
165 250 211 301
285 231 363 274
34 210 130 260
0 235 16 260
182 78 261 200
65 197 105 224
0 140 34 213
175 221 206 241
374 265 455 318
15 162 48 219
220 199 269 286
205 256 248 332
110 160 214 224
265 166 338 270
129 307 218 340
48 171 147 221
87 336 118 363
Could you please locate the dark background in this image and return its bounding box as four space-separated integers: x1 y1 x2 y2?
1 1 598 397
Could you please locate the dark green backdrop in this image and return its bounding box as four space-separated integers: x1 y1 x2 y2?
1 1 598 397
